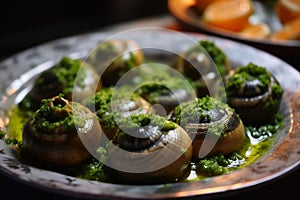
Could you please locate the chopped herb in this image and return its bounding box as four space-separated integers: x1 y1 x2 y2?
0 130 6 139
225 63 272 97
133 63 194 104
31 96 90 133
246 113 283 141
116 113 177 131
196 152 245 176
80 159 107 182
173 96 231 125
200 40 228 76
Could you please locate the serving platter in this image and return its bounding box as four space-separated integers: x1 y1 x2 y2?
0 28 300 199
168 0 300 64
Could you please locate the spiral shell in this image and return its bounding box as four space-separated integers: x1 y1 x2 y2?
185 110 245 160
173 40 230 97
134 63 196 116
86 39 144 87
225 63 284 126
142 88 194 115
83 88 152 140
170 96 245 161
19 56 101 111
104 113 193 184
22 96 102 169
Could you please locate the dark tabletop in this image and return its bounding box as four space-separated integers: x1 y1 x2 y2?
1 167 300 200
1 0 300 199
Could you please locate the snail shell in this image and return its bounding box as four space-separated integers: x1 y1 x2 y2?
169 96 245 161
22 96 102 169
142 88 195 116
86 39 144 87
83 88 152 140
104 113 193 184
185 110 245 160
71 62 102 103
225 63 284 126
134 63 197 116
19 56 101 111
173 40 230 97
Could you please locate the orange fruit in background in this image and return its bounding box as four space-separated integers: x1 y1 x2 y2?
202 0 254 32
271 16 300 41
239 23 271 39
195 0 221 13
275 0 300 24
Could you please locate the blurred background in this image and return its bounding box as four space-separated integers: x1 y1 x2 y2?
0 0 168 60
1 0 299 67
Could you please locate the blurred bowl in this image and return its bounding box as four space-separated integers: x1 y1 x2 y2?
168 0 300 68
275 0 300 24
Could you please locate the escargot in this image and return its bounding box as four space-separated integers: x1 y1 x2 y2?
134 63 196 116
82 87 152 140
224 63 284 126
18 56 102 111
173 40 231 97
22 96 102 169
104 113 193 184
169 96 245 161
86 39 144 87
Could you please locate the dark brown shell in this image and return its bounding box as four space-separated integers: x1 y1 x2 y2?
22 96 102 169
101 97 152 140
71 62 102 103
142 88 195 116
20 60 101 111
86 39 144 87
173 42 231 97
225 72 283 126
